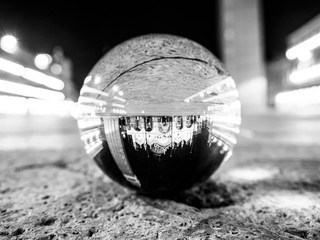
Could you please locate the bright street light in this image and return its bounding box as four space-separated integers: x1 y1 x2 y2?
0 35 18 54
0 57 64 90
34 54 52 70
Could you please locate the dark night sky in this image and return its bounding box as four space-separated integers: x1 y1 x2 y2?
1 1 320 91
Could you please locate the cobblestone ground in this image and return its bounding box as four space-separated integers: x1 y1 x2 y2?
1 114 320 239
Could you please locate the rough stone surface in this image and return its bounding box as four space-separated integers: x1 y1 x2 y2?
1 115 320 239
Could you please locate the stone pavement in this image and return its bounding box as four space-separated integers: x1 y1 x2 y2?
1 114 320 239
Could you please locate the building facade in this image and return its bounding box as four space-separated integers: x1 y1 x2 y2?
269 13 320 111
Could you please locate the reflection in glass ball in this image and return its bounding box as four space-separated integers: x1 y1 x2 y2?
76 34 241 197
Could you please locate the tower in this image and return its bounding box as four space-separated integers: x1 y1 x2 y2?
219 0 267 114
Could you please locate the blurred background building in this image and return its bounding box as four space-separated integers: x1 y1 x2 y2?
218 0 320 116
268 13 320 114
219 0 267 114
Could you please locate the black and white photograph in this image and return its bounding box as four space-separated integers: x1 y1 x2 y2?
1 1 320 239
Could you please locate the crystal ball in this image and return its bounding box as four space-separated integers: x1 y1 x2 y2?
76 34 241 197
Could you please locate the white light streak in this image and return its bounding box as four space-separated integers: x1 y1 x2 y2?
0 95 74 116
222 150 232 163
297 50 312 62
23 68 64 90
183 77 236 102
113 96 126 102
0 57 24 76
286 32 320 60
85 139 103 155
215 116 241 125
0 79 65 100
275 86 320 107
211 115 241 125
84 75 92 84
0 57 64 90
211 123 240 134
211 128 237 145
112 103 125 108
289 63 320 84
28 99 74 116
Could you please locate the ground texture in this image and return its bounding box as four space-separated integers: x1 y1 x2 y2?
1 114 320 239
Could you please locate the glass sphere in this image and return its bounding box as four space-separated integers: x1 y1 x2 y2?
76 34 241 197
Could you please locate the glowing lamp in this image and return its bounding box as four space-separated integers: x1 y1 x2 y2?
0 35 18 54
34 54 52 70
